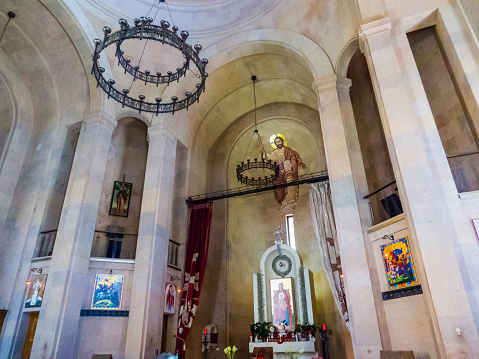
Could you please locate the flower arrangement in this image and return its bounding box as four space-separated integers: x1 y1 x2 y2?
224 345 238 359
251 321 272 341
284 347 305 359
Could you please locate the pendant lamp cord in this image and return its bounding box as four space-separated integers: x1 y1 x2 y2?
243 76 266 162
0 12 15 45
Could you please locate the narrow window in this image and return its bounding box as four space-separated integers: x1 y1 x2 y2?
286 214 296 250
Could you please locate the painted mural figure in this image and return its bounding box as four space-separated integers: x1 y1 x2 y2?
272 283 293 328
264 135 306 211
29 280 41 305
165 284 176 314
91 274 124 309
116 184 128 212
25 274 47 308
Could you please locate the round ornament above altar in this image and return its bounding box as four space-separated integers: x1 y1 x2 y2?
272 255 292 277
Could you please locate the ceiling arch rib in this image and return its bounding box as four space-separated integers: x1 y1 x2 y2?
171 38 321 146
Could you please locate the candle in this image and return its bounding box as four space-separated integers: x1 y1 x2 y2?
250 332 253 342
323 324 326 331
204 328 207 335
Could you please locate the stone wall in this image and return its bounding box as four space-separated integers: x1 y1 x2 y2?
348 50 395 196
93 118 148 259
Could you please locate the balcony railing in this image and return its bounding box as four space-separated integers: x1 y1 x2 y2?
364 180 403 225
91 230 138 259
35 228 181 265
168 240 181 268
35 230 57 258
447 151 479 193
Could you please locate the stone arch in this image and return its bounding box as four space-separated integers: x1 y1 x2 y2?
0 49 34 233
41 0 110 115
115 109 152 127
335 38 360 78
201 28 334 79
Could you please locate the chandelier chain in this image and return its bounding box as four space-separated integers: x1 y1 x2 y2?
236 75 278 187
128 5 161 91
243 130 256 163
165 0 175 28
253 78 257 131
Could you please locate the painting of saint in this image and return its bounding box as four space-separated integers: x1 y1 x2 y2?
109 181 132 217
381 237 418 290
25 274 48 308
270 277 295 330
263 134 306 211
165 284 176 314
91 274 125 310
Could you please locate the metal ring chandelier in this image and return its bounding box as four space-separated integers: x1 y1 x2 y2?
236 158 280 187
236 76 280 187
91 3 208 115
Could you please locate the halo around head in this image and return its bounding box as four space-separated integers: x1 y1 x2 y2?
270 133 288 149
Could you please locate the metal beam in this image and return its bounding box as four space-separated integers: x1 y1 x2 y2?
186 171 329 205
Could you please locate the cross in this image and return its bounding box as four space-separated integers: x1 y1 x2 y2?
274 227 284 245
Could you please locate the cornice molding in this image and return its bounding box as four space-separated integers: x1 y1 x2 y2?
358 17 392 52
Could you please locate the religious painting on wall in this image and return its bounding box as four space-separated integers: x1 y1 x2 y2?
91 274 125 310
109 181 132 217
262 134 307 211
270 277 295 330
25 274 48 308
381 237 418 290
165 284 176 314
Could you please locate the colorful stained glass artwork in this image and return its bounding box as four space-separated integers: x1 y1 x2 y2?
91 274 125 310
381 237 418 290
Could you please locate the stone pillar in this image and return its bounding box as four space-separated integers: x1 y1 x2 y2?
30 112 116 359
313 75 382 358
125 121 177 359
360 18 479 356
355 0 388 24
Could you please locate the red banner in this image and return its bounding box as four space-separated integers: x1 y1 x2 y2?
175 201 213 359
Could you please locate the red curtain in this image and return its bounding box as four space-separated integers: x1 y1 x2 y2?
175 201 213 359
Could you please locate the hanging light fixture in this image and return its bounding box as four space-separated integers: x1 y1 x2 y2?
236 76 279 187
91 0 208 115
0 11 15 45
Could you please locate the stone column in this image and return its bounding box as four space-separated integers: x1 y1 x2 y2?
355 0 388 24
313 75 382 358
125 121 177 359
30 112 116 359
360 18 479 357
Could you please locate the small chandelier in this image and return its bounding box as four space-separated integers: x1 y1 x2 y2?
91 0 208 115
236 76 279 187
